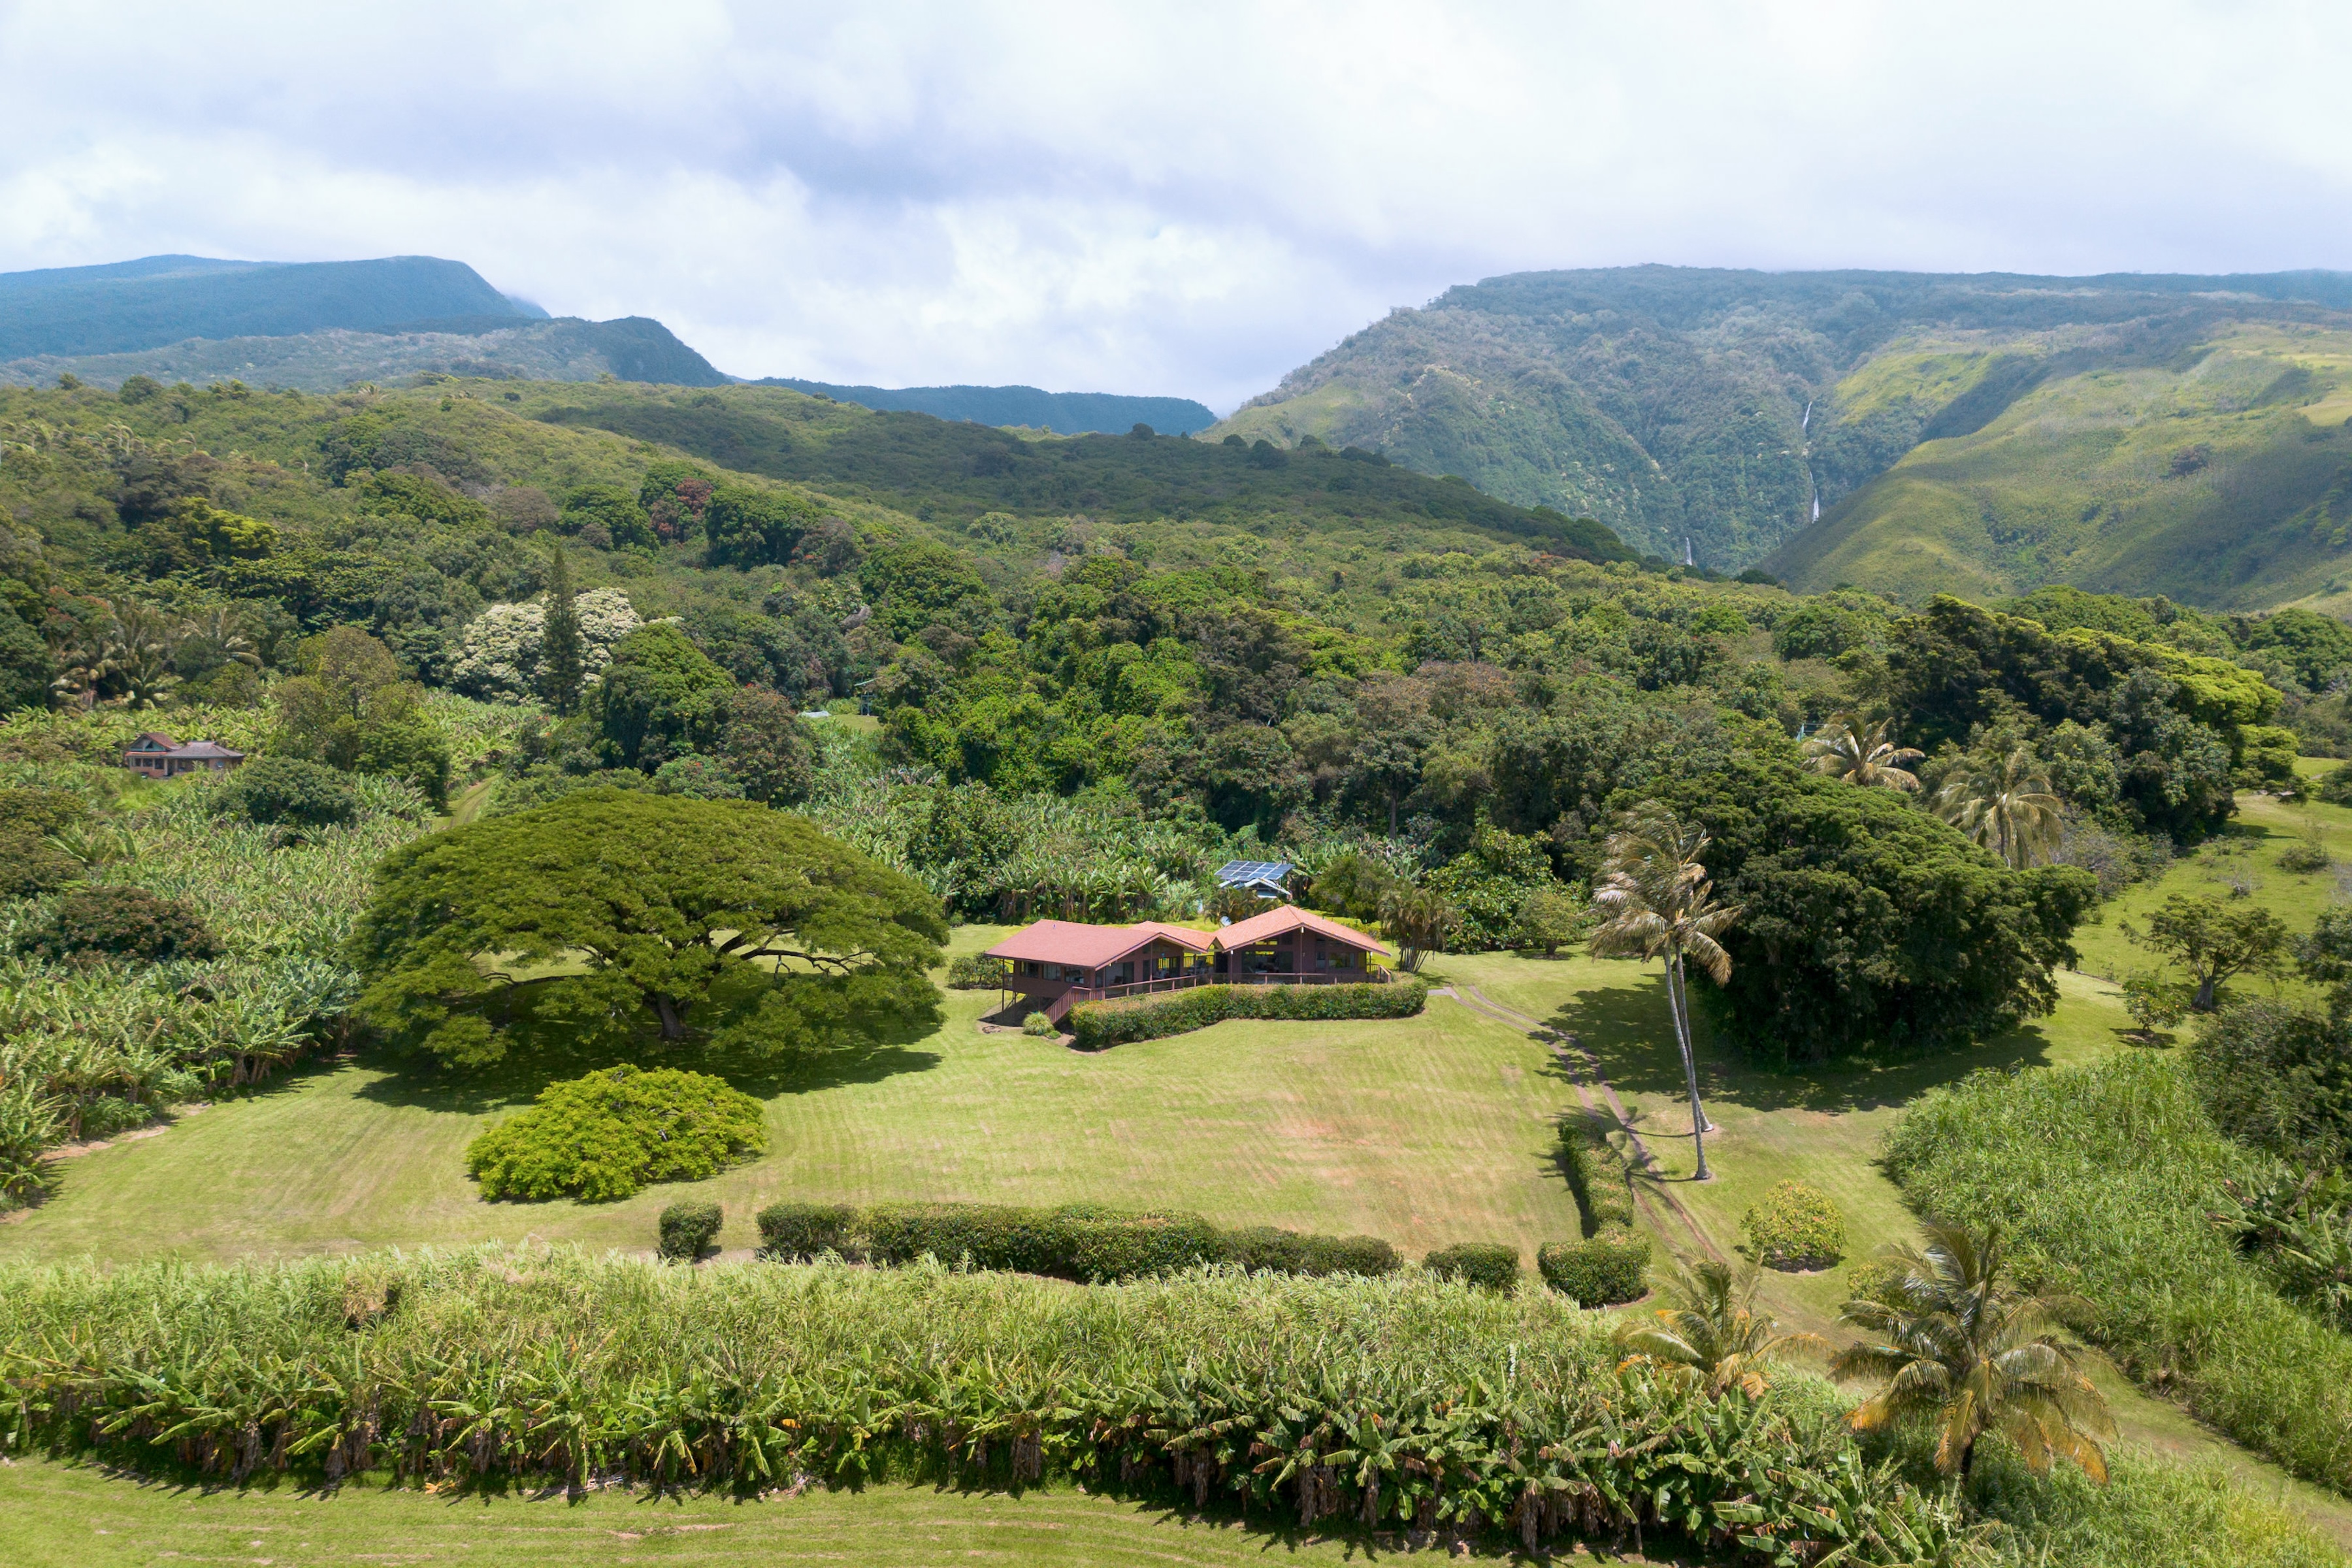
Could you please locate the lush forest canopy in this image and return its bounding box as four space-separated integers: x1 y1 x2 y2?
0 369 2345 1109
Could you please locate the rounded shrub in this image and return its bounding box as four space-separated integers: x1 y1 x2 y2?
465 1064 767 1202
945 953 1009 990
1743 1180 1845 1270
756 1201 858 1260
220 755 359 826
658 1200 723 1262
27 885 223 967
1022 1011 1056 1037
1424 1242 1520 1292
1224 1226 1400 1278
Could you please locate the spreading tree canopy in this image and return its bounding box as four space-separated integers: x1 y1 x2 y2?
1643 758 2095 1065
354 791 947 1068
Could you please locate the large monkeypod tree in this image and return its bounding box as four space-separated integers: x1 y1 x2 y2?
355 790 946 1068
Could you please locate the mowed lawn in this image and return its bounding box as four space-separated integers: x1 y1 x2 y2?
1 926 1581 1264
0 1460 1682 1568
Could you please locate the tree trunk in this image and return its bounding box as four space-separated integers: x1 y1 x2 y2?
1667 955 1711 1181
1388 791 1398 836
651 993 688 1041
2193 972 2218 1012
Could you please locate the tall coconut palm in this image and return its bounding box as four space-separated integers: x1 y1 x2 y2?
1614 1258 1827 1396
1832 1219 2114 1481
1804 714 1925 791
1935 747 2065 868
1588 804 1740 1180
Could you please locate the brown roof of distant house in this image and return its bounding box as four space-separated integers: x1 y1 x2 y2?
127 732 178 750
985 919 1215 968
1214 905 1389 956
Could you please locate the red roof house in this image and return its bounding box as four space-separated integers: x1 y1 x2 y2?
981 906 1388 1024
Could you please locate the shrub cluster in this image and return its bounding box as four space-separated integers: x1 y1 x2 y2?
218 755 360 827
658 1200 723 1261
1068 977 1428 1049
25 885 222 967
1423 1242 1520 1291
1538 1233 1651 1306
466 1064 767 1201
753 1200 1409 1283
1546 1118 1650 1303
945 953 1009 989
1743 1181 1845 1271
0 1246 1993 1563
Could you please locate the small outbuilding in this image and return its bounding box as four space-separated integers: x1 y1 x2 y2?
122 732 247 779
1213 858 1291 900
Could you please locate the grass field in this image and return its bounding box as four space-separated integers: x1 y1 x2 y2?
0 926 1576 1265
0 1460 1684 1568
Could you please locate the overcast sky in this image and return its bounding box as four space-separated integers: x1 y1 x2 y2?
2 2 2348 411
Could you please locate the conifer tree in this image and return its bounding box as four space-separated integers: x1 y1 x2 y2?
540 543 584 715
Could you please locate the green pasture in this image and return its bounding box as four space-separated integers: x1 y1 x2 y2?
3 1460 1670 1568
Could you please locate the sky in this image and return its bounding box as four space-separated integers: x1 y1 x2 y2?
2 1 2349 412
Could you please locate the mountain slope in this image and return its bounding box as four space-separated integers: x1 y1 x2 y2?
0 255 531 360
0 315 728 392
1763 321 2352 609
1215 265 2352 577
757 379 1215 436
519 381 1631 561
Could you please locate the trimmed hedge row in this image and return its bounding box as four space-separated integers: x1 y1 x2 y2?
1557 1116 1635 1233
1539 1233 1651 1306
755 1200 1407 1283
1424 1242 1520 1292
1068 977 1428 1050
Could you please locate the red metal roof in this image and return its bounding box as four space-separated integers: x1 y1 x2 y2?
1214 904 1390 956
985 919 1214 968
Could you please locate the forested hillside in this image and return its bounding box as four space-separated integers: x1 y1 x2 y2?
758 378 1216 435
1217 265 2352 603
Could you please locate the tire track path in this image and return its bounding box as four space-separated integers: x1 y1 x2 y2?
1439 984 1726 1266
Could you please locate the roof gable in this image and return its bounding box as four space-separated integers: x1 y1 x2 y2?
1214 904 1390 955
985 919 1214 968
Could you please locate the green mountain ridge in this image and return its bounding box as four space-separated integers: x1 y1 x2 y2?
755 378 1216 436
0 315 728 393
0 254 535 361
1215 265 2352 600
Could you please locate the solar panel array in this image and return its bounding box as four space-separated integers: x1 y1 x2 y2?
1214 860 1291 887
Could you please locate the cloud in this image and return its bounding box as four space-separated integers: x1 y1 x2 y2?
1 1 2347 410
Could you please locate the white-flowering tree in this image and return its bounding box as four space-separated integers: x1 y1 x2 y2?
451 589 640 702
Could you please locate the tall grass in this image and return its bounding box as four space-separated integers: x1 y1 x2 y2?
0 1247 1978 1563
1883 1053 2352 1492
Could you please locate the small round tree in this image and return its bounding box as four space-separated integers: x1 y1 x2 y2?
29 886 223 966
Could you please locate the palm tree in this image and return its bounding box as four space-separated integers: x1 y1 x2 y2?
1615 1258 1827 1396
1935 747 2065 868
1377 884 1456 973
1588 805 1740 1180
1832 1220 2114 1481
1804 714 1924 791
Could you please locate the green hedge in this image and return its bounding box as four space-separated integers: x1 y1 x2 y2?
1539 1230 1651 1306
1068 977 1428 1049
1556 1117 1635 1235
862 1202 1228 1282
658 1200 723 1262
751 1200 1412 1283
464 1064 767 1202
1221 1226 1401 1277
755 1201 858 1260
1424 1242 1520 1292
